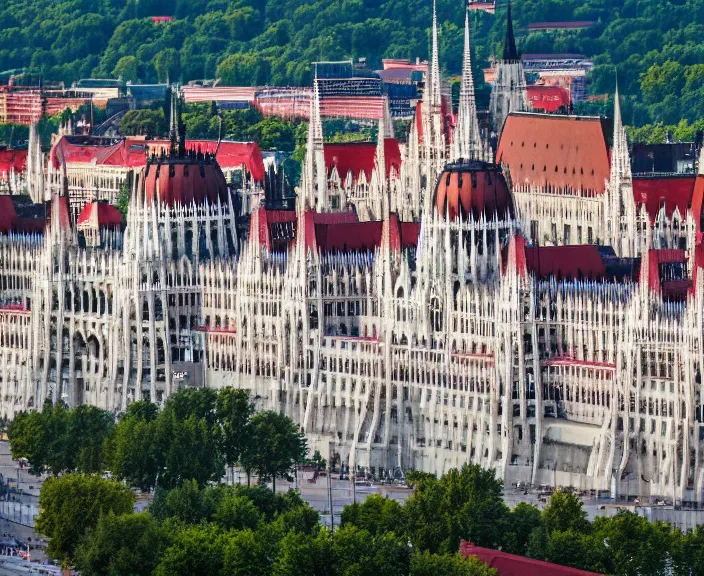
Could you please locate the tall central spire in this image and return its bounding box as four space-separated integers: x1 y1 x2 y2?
454 5 483 162
430 0 442 109
503 1 519 61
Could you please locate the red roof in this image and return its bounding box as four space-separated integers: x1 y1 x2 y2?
527 85 570 112
497 113 610 195
527 21 595 31
51 137 265 182
255 208 420 253
0 150 27 178
51 137 148 169
460 542 603 576
143 158 229 207
525 244 607 280
185 141 265 182
76 202 123 228
435 162 513 220
0 196 18 232
645 248 689 299
324 139 402 184
632 176 697 224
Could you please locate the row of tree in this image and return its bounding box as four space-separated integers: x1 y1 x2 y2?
1 0 703 127
11 386 704 575
33 462 704 576
8 388 309 492
36 473 497 575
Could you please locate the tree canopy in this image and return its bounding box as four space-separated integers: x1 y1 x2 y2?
0 0 702 128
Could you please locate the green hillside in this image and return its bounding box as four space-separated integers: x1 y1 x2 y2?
0 0 703 129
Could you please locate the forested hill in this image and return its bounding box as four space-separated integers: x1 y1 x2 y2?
1 0 703 127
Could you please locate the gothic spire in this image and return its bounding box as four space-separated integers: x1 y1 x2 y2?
168 87 186 157
611 83 631 182
455 5 483 161
430 0 442 109
302 79 327 211
503 1 519 61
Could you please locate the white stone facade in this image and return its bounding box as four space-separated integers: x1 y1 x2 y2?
2 5 704 506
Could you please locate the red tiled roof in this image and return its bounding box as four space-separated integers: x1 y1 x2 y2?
51 137 148 169
0 196 18 232
315 221 382 252
51 137 265 182
0 150 27 178
143 159 229 207
255 208 420 253
525 244 607 280
497 113 610 195
632 176 696 224
527 85 570 112
185 140 265 182
460 542 603 576
435 163 513 220
76 202 123 227
693 175 704 244
324 139 402 184
401 222 421 248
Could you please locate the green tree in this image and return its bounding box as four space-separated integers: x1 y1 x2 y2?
70 404 116 474
116 182 130 220
591 511 682 576
215 493 263 531
35 474 134 565
410 550 497 576
7 409 47 475
215 387 254 472
74 512 166 576
8 401 114 476
118 109 167 138
541 490 590 535
156 411 224 489
241 411 308 492
403 464 510 554
111 55 139 82
153 48 180 83
333 525 410 576
155 522 227 576
216 52 270 86
222 528 270 576
502 502 541 556
340 494 404 537
109 400 161 491
272 529 333 576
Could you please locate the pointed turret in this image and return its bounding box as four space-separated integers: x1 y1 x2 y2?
610 84 632 182
605 83 636 257
490 0 528 134
503 1 519 61
429 0 442 110
300 80 327 211
454 5 483 162
376 108 388 216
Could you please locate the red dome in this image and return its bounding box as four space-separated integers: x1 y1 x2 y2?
143 155 229 207
435 161 514 220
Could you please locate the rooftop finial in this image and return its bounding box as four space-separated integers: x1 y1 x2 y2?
503 0 519 61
